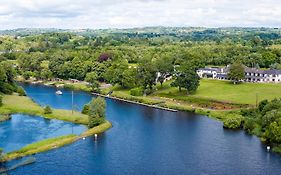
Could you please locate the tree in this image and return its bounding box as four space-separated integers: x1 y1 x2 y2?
0 148 4 161
0 95 3 107
85 72 100 91
88 97 106 128
40 68 53 80
155 55 174 86
82 104 90 115
104 60 129 88
227 62 245 84
137 57 157 90
44 105 52 114
122 68 137 88
266 119 281 143
171 63 200 94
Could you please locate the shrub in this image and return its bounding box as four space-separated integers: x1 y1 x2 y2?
130 87 143 96
17 86 26 96
240 108 258 118
82 104 90 115
258 99 269 112
223 114 243 129
0 95 2 107
265 119 281 143
0 148 4 161
1 83 16 94
144 88 154 95
88 117 105 128
243 118 256 134
44 105 52 114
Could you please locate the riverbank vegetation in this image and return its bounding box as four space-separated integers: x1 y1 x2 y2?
82 97 106 128
0 115 11 122
0 94 111 162
239 99 281 151
2 121 112 162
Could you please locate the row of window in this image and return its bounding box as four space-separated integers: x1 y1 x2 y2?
245 72 280 77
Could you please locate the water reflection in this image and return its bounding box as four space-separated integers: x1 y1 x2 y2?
0 114 86 153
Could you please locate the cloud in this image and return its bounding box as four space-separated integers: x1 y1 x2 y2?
0 0 280 29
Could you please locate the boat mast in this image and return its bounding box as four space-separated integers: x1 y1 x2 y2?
72 90 74 114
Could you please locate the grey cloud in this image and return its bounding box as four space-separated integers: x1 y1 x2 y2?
0 0 281 29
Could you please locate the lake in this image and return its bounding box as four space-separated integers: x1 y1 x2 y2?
5 83 281 175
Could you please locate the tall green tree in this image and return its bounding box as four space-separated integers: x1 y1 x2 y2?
155 55 174 86
88 97 106 128
171 63 200 94
104 60 129 87
137 57 157 90
227 62 245 84
85 72 100 91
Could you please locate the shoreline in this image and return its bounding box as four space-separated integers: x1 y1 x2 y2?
15 80 281 154
3 121 112 162
0 93 112 162
91 92 178 112
17 79 240 121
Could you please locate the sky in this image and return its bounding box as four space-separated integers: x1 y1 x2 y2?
0 0 280 29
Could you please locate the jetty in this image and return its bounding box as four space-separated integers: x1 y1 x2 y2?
92 93 178 112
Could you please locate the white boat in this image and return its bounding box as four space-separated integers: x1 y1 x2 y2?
55 90 63 95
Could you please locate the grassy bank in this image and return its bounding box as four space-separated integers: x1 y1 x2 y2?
2 120 112 162
100 78 281 116
0 115 11 122
154 79 281 105
0 95 89 125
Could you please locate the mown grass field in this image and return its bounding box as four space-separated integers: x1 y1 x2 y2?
154 79 281 105
101 78 281 111
0 95 89 124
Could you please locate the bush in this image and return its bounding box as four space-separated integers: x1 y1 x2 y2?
88 117 105 128
0 95 2 107
223 114 243 129
44 105 52 114
1 83 16 94
130 87 143 96
240 108 258 118
17 86 26 96
82 104 90 115
265 119 281 143
0 148 4 161
243 118 256 133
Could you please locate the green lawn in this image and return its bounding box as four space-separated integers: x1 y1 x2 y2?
195 79 281 104
0 95 89 125
155 79 281 105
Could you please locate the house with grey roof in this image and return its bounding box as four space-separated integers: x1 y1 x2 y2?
197 66 281 83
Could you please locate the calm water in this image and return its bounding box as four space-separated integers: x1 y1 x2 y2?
5 83 281 175
0 114 86 153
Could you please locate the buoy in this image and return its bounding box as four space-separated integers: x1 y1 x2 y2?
267 146 271 151
94 134 98 138
83 137 85 140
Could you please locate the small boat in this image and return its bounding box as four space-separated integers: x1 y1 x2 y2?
55 90 63 95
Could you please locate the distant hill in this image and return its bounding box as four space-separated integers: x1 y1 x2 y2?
0 27 280 42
